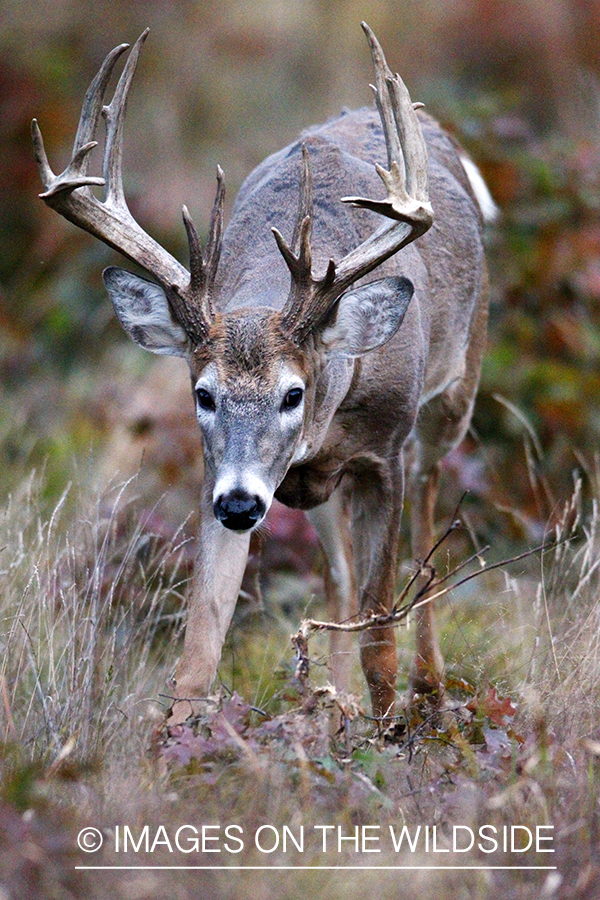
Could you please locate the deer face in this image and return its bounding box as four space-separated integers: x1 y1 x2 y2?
103 266 415 532
190 309 310 532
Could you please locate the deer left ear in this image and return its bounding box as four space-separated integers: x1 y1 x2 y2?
320 275 414 358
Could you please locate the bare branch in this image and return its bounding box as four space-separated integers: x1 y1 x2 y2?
291 539 561 666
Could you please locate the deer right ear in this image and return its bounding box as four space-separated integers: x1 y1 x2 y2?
102 267 189 357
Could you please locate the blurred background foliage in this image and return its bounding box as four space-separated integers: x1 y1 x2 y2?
2 0 600 550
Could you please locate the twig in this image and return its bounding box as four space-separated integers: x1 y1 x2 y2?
425 544 491 593
415 539 564 609
391 494 469 613
158 692 213 705
393 516 462 610
292 539 562 647
292 630 310 693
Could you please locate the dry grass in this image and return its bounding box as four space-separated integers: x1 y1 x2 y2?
1 468 600 899
0 473 190 762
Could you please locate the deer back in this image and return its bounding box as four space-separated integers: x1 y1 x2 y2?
216 106 486 427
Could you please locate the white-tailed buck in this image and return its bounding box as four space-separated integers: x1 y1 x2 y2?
33 24 490 726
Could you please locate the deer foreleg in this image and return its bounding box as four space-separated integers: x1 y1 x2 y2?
308 486 358 693
167 489 250 726
350 459 404 721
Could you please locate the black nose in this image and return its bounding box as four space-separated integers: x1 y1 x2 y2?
213 490 266 531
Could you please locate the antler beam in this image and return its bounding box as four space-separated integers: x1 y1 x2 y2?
32 30 223 345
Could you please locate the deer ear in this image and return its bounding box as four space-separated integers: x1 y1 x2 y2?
320 275 414 358
102 267 189 357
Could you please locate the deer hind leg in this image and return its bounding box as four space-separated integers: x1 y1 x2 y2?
409 387 483 696
409 284 489 698
409 388 477 696
307 485 358 693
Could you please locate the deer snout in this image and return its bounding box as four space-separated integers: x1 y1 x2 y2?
213 489 267 532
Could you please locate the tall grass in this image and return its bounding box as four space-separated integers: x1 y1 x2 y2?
3 466 600 761
525 475 600 744
1 467 600 897
0 472 190 762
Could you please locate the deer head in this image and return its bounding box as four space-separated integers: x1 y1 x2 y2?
32 23 432 533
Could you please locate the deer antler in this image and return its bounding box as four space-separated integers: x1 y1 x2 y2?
276 22 434 343
271 145 337 335
32 30 222 345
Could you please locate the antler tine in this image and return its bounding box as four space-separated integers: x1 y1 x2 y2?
386 72 430 204
272 217 310 279
72 42 130 186
179 165 225 326
31 119 61 192
182 204 204 294
204 165 226 291
291 144 313 254
361 23 401 172
33 43 129 199
175 204 211 342
273 144 313 280
102 29 149 209
341 22 431 226
361 23 428 202
275 145 321 331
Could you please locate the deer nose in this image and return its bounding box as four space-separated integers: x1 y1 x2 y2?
213 490 266 531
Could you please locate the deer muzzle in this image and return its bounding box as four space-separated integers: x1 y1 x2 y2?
213 488 267 532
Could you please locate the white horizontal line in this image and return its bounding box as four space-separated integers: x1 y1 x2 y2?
75 865 558 871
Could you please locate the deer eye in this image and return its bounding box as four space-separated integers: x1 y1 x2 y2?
196 388 216 412
281 387 304 411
